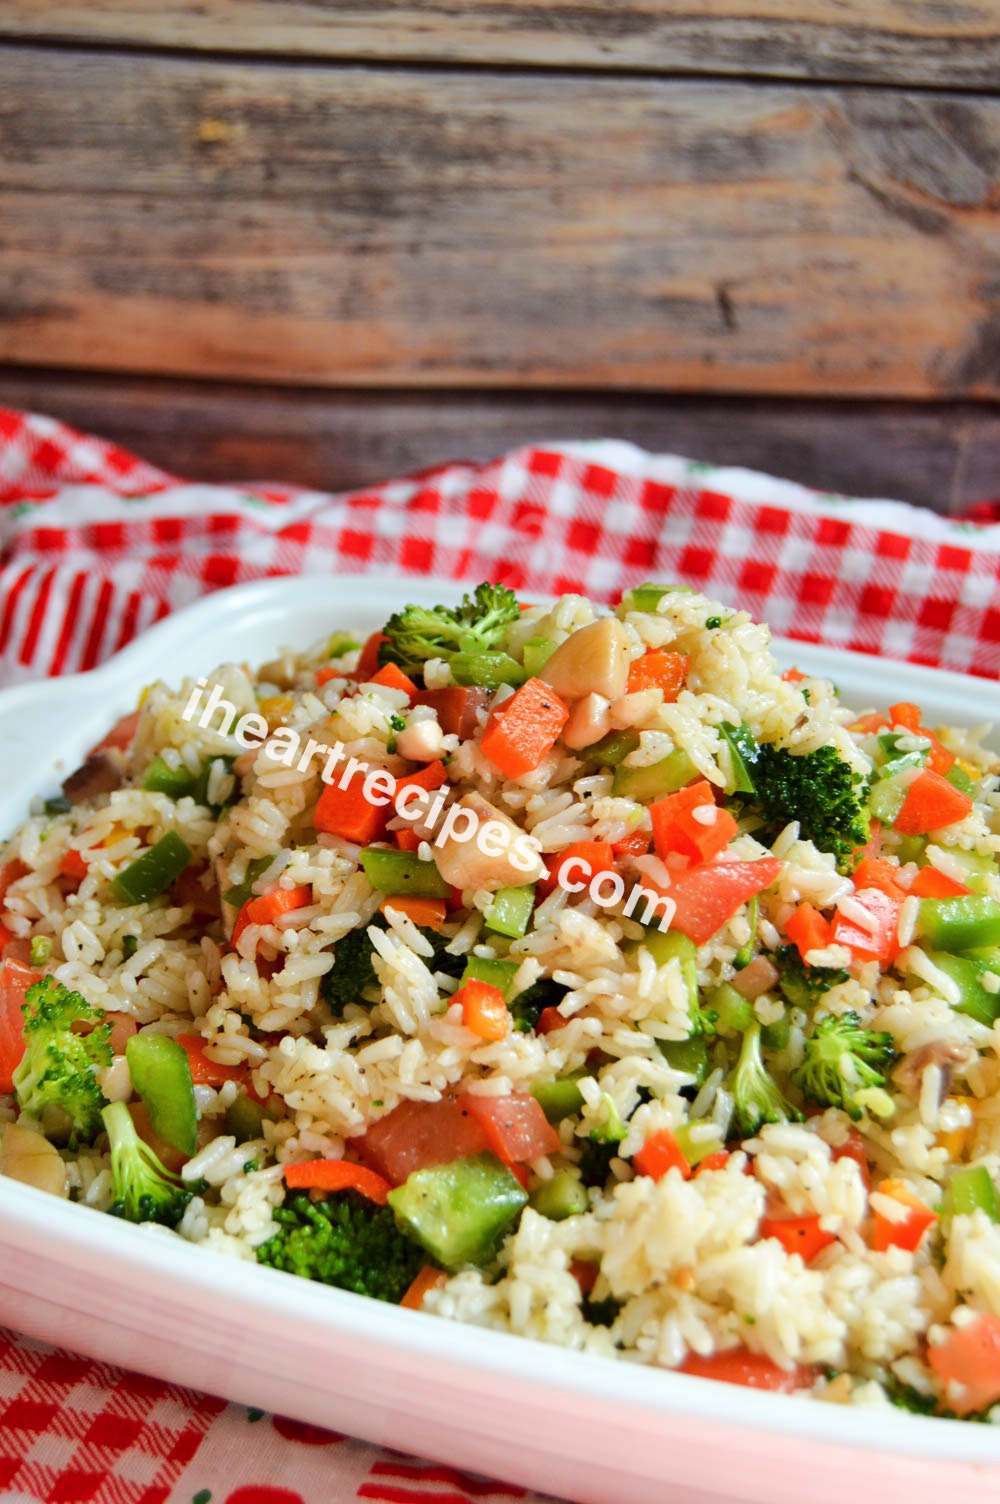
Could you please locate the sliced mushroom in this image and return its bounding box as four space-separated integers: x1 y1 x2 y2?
61 752 123 805
432 792 545 891
893 1040 974 1104
0 1120 69 1197
540 618 631 703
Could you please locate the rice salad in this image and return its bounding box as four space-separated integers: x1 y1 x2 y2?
3 580 1000 1421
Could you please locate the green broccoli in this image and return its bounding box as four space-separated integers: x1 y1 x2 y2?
508 977 567 1034
13 977 112 1146
774 944 849 1011
791 1011 896 1121
727 1020 803 1139
256 1190 427 1302
378 582 521 683
576 1094 629 1187
102 1100 193 1227
748 743 870 870
320 918 464 1018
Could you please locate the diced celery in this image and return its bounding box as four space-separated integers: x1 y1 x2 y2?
585 729 640 767
941 1164 998 1228
923 950 1000 1027
484 885 535 939
142 757 196 799
868 773 913 826
719 721 758 795
622 583 691 613
326 631 361 659
529 1170 589 1222
672 1119 724 1167
522 637 556 678
657 1035 710 1088
761 1009 791 1051
112 832 192 905
531 1073 585 1123
125 1033 197 1156
893 836 927 866
612 749 696 803
941 848 998 895
360 847 448 899
461 955 520 999
709 981 754 1036
449 650 526 690
387 1151 527 1269
918 897 1000 953
224 1093 271 1143
947 765 975 796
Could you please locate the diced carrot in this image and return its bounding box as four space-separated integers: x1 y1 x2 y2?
888 701 922 732
538 840 616 899
315 665 338 688
678 1350 817 1393
411 687 489 738
760 1213 835 1264
781 667 806 684
536 1005 568 1035
633 1128 691 1182
784 902 831 961
852 855 908 901
355 631 386 681
284 1158 392 1204
872 1178 937 1253
400 1265 448 1311
453 979 509 1041
395 760 449 796
480 678 569 779
888 702 955 775
59 848 89 882
394 827 423 852
380 894 447 930
927 1313 1000 1415
232 885 313 948
831 888 901 967
611 829 651 859
894 769 973 837
649 780 738 864
626 650 689 700
693 1150 731 1176
315 773 391 844
909 866 973 899
176 1033 248 1087
368 662 417 698
849 712 889 735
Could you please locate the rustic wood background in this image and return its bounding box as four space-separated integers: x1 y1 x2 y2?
1 2 998 509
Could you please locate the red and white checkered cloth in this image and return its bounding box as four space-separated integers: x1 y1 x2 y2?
1 405 1000 1504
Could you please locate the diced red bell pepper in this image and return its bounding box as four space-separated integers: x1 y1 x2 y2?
894 769 973 837
453 979 509 1041
175 1033 248 1087
830 1128 872 1190
354 631 387 682
693 1150 731 1176
536 1006 568 1035
831 888 901 967
759 1213 835 1264
611 829 651 859
872 1178 937 1253
909 866 973 899
232 886 312 948
852 855 908 901
650 780 738 864
784 902 831 961
664 859 784 947
633 1128 691 1182
480 678 569 779
539 840 616 899
59 848 89 883
284 1159 391 1205
457 1091 561 1165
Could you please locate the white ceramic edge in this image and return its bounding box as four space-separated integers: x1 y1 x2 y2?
1 572 999 1504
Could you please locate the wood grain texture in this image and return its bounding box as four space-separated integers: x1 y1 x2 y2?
2 47 1000 399
3 1 1000 87
2 370 996 512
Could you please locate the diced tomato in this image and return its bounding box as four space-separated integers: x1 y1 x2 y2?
354 1097 489 1186
458 1091 561 1165
831 1129 872 1191
759 1213 835 1264
611 829 651 859
633 1128 691 1182
872 1178 937 1253
649 780 738 864
895 769 973 836
175 1033 248 1087
909 866 973 899
411 687 489 739
400 1265 449 1311
354 631 387 682
831 888 901 967
0 920 13 954
367 662 417 698
480 678 569 779
453 979 509 1041
663 859 784 947
539 840 616 899
694 1150 731 1176
59 848 89 883
0 958 40 1091
678 1349 815 1393
231 886 312 949
89 708 140 756
379 894 447 930
852 855 908 901
536 1006 568 1035
784 902 832 961
284 1159 391 1205
927 1313 1000 1416
626 650 689 701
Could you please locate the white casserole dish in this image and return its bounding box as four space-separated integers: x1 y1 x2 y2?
1 572 998 1504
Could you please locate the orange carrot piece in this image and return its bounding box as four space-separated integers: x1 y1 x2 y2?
894 769 973 837
395 760 449 796
394 827 423 852
784 902 831 961
626 650 689 700
315 773 391 844
232 885 312 948
872 1178 937 1253
649 780 738 864
368 662 417 697
480 678 569 779
909 866 973 899
633 1129 691 1182
176 1033 248 1087
400 1265 448 1311
852 855 908 901
888 702 955 775
760 1213 836 1264
538 839 616 898
355 631 387 681
284 1158 392 1204
379 894 447 930
453 979 509 1041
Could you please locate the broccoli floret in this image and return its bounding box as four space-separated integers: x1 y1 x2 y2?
378 582 520 680
582 1293 622 1327
774 944 849 1010
791 1011 896 1121
256 1190 427 1302
748 743 870 870
509 977 567 1034
102 1099 193 1227
12 977 112 1146
727 1020 803 1140
577 1137 621 1189
320 919 464 1018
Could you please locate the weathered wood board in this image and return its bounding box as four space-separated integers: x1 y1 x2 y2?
1 46 999 398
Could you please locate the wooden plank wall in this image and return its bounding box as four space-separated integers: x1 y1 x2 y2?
0 3 998 508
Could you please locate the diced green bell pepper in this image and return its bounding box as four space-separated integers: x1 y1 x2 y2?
142 757 196 799
672 1119 724 1166
224 1093 272 1144
223 855 273 911
531 1072 586 1123
460 954 520 1000
125 1032 197 1156
941 1164 998 1230
112 832 192 905
622 583 691 613
484 885 535 939
449 651 526 690
946 765 975 796
918 897 1000 953
643 928 699 1020
529 1170 589 1222
191 755 237 813
923 950 1000 1027
387 1151 527 1269
522 637 556 678
612 750 696 803
361 847 448 899
657 1035 710 1088
43 794 72 816
584 729 640 767
709 981 755 1036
